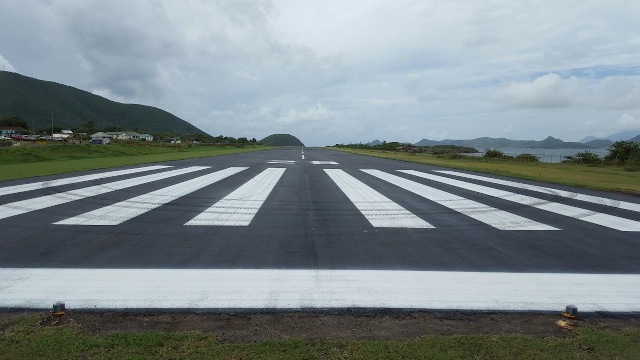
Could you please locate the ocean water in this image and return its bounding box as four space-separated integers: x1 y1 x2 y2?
467 148 610 163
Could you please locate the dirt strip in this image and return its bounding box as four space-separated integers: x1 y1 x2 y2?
3 311 639 342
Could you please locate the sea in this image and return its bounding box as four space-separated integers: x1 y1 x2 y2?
466 148 610 163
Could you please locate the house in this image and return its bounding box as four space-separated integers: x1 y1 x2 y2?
90 132 111 140
139 133 154 141
124 131 142 140
0 127 24 137
52 130 73 140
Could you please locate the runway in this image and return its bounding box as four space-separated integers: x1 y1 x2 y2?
1 147 639 311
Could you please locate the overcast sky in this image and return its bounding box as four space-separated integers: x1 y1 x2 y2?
1 0 639 145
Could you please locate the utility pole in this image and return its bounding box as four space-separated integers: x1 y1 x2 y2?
51 111 53 136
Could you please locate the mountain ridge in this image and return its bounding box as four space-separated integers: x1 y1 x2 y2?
578 130 640 143
0 71 206 135
414 136 606 149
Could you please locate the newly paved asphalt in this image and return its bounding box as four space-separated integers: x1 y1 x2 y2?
1 147 639 273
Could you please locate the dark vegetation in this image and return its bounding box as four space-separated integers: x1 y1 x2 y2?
334 141 477 154
415 135 606 149
259 133 304 146
334 139 640 169
0 71 204 136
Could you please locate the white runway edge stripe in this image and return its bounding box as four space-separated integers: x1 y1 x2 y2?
325 169 433 228
1 268 639 312
436 170 640 214
0 165 171 197
363 170 555 230
55 167 247 225
186 168 285 226
0 166 210 220
401 170 640 232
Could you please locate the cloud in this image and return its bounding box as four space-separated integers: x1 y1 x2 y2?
277 102 336 124
493 73 640 110
492 73 575 108
0 55 16 72
618 113 640 130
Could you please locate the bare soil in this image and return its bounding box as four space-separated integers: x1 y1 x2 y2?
3 311 640 342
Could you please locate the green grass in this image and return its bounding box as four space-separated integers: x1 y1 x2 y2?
0 143 272 181
1 314 639 359
329 148 640 195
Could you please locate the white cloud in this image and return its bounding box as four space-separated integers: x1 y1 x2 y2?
277 102 336 124
618 113 640 130
493 73 640 110
492 73 575 108
0 55 16 72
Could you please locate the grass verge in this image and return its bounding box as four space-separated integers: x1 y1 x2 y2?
329 148 640 195
1 314 639 360
0 144 271 181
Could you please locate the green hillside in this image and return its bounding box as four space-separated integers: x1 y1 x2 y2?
259 134 304 146
0 71 205 135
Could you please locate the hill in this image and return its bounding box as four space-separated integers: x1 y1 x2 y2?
579 130 640 143
415 136 597 149
0 71 205 135
259 134 304 146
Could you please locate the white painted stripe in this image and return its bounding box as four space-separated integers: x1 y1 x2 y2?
435 170 640 213
1 268 638 312
0 167 209 220
267 160 296 164
401 170 640 232
186 168 285 226
55 167 247 225
0 165 171 197
325 169 432 228
302 154 305 160
312 161 338 165
363 170 555 230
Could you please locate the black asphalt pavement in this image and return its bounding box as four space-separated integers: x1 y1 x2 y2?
1 147 639 273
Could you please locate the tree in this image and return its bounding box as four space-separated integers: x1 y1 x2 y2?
605 141 640 164
0 116 28 129
84 120 97 136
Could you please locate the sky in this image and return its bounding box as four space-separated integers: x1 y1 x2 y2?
1 0 639 146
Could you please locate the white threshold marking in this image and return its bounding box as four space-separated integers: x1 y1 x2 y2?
186 168 285 226
1 268 638 312
0 165 171 197
325 169 432 228
0 166 209 220
268 160 296 164
436 170 640 214
401 170 640 232
55 167 247 225
363 170 555 230
312 161 339 165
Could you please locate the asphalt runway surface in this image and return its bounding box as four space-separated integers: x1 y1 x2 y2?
1 147 639 311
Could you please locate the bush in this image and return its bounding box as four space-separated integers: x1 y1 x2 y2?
515 153 539 162
483 149 505 158
563 151 601 164
605 141 640 164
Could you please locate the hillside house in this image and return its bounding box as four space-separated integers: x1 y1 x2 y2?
139 133 154 141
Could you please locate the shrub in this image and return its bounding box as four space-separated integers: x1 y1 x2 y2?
563 151 601 164
483 149 505 158
515 153 539 162
605 141 640 164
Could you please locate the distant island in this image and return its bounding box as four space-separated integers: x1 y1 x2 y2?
413 134 637 150
259 134 304 146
